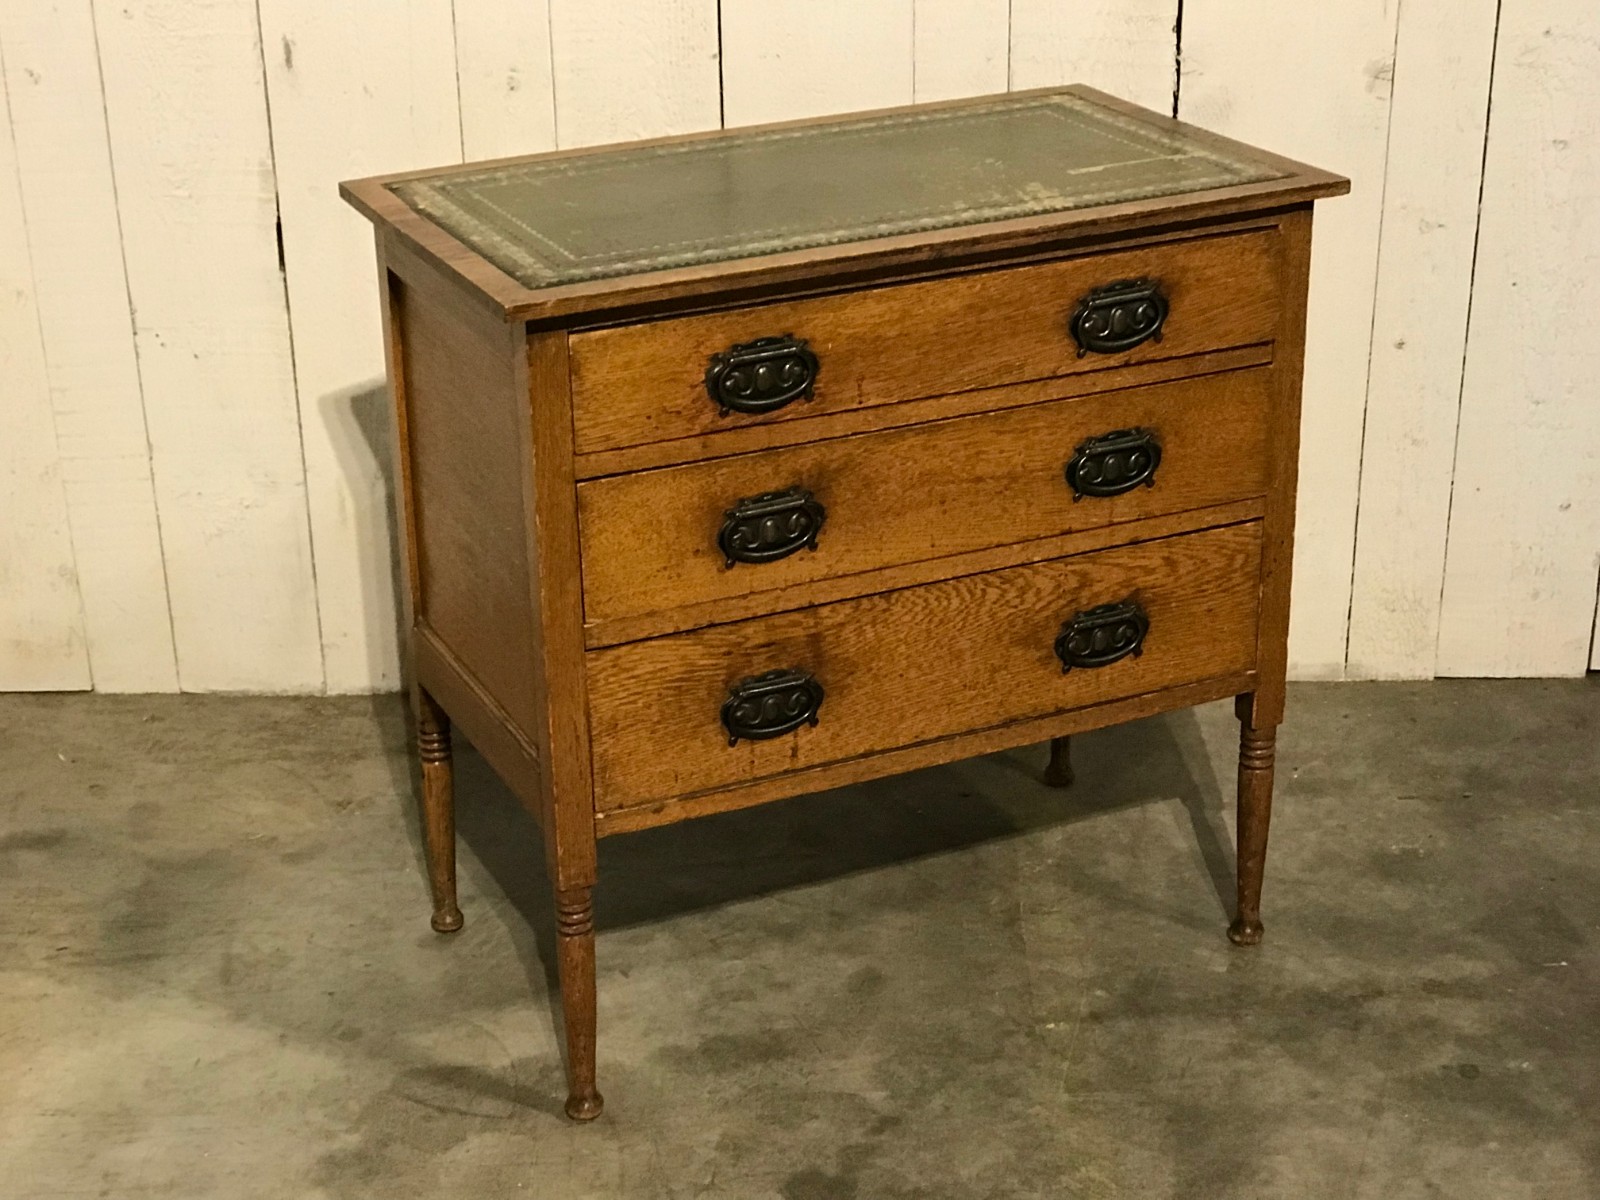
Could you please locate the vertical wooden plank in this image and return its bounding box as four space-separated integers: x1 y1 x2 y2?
258 0 460 693
92 0 322 692
454 0 558 160
1437 3 1600 677
913 0 1009 102
1182 0 1401 680
0 1 178 692
548 0 720 147
1345 0 1499 680
0 40 91 691
721 1 913 126
1010 0 1177 113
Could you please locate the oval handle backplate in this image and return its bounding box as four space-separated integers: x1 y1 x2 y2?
1054 599 1149 673
717 486 826 567
721 668 825 745
1069 278 1169 357
1064 428 1162 500
705 334 819 415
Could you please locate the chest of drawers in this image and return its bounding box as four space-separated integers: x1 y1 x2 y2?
342 86 1346 1121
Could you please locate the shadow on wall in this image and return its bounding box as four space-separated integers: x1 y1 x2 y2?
320 379 407 695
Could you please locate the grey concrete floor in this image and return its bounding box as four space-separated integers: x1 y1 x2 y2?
2 681 1597 1199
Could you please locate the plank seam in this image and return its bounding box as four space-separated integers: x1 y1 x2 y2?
1434 0 1505 677
1341 0 1408 678
85 0 182 691
448 1 466 161
1172 0 1184 117
253 0 326 694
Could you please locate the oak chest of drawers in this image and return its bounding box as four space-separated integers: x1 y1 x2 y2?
342 86 1347 1121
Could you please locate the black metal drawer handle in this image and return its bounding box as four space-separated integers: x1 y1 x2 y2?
721 668 825 745
1064 428 1162 499
705 334 819 415
1054 599 1149 673
717 486 826 567
1069 278 1169 357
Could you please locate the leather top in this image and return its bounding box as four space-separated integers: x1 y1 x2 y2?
390 91 1285 288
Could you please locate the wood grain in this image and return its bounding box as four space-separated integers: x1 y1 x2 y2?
519 330 600 891
1239 208 1313 730
569 228 1281 455
596 671 1256 835
587 522 1262 810
394 257 539 734
585 498 1264 649
578 367 1272 627
575 341 1274 479
0 1 174 691
1436 0 1600 677
1346 0 1499 680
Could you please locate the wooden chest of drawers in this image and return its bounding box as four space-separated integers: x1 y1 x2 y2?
342 86 1346 1121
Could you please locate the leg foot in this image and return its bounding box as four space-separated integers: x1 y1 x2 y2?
556 887 603 1121
1044 735 1074 788
418 689 463 934
1231 721 1277 947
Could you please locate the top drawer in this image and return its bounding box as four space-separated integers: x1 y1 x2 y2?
568 228 1280 456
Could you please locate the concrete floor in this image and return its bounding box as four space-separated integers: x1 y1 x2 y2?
2 681 1596 1199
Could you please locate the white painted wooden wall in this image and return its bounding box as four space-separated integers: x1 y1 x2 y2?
2 1 1596 692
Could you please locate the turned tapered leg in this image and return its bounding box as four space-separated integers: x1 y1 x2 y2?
417 689 463 934
1228 722 1277 946
556 887 603 1120
1044 735 1075 788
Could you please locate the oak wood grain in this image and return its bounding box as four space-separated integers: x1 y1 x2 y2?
587 521 1262 810
583 498 1264 648
579 367 1271 627
594 670 1255 835
395 246 539 738
569 228 1280 455
573 342 1273 478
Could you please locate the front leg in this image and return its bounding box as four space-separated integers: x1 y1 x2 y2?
556 887 603 1120
1228 721 1277 946
417 688 463 934
1044 735 1074 788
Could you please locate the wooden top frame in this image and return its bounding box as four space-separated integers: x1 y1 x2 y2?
341 85 1348 325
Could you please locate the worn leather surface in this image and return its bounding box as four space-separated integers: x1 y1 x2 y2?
392 92 1283 287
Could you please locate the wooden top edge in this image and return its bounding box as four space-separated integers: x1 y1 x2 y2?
340 86 1349 325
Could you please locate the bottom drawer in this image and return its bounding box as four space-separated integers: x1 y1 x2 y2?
586 521 1262 811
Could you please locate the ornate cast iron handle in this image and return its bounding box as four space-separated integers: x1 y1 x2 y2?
717 486 826 567
1054 599 1149 673
1064 428 1162 500
1069 278 1169 357
721 668 825 745
705 334 819 415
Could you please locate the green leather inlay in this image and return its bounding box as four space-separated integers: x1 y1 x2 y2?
392 92 1284 288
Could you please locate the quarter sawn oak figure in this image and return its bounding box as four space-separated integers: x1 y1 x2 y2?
341 86 1347 1121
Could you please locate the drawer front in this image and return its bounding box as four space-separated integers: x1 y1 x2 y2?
578 367 1271 630
569 229 1280 456
587 522 1261 810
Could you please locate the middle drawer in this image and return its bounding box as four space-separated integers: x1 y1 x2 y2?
578 366 1271 636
